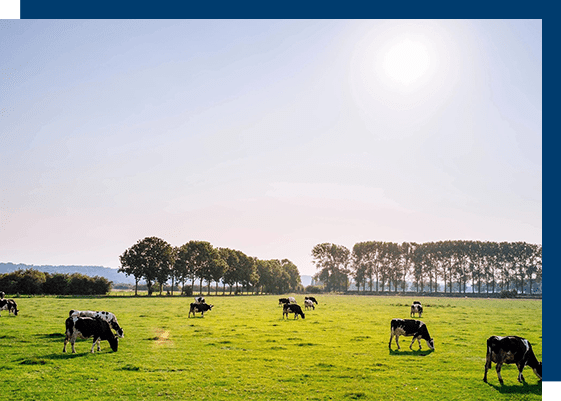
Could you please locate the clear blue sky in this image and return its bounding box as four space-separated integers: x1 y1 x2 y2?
0 20 541 276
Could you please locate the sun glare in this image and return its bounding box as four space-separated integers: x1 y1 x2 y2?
382 38 430 86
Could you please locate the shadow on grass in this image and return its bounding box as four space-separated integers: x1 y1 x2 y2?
485 381 542 395
15 348 116 365
33 333 65 342
389 348 435 357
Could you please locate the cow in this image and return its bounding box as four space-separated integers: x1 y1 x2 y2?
305 296 318 304
188 302 213 317
389 318 434 351
194 296 206 304
304 299 315 310
69 310 124 338
0 299 18 316
63 316 119 354
283 303 305 319
410 301 423 318
0 291 4 299
278 298 290 306
483 336 542 385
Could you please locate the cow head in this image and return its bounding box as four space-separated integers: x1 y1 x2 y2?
427 338 434 350
109 335 119 352
533 362 542 380
109 320 124 338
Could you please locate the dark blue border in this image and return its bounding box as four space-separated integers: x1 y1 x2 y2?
19 0 545 20
542 14 556 381
18 0 553 381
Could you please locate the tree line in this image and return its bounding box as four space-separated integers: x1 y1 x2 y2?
312 240 542 295
0 269 112 295
118 237 302 296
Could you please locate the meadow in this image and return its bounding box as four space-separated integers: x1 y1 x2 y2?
0 294 541 400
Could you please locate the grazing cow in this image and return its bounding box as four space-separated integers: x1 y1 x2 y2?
194 296 206 304
282 303 305 319
0 291 4 299
0 299 18 316
188 302 213 317
69 310 124 338
389 318 434 351
305 296 318 305
410 301 423 318
483 336 542 385
278 298 290 306
304 299 315 310
63 317 119 353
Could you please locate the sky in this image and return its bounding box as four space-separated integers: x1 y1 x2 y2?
0 19 542 276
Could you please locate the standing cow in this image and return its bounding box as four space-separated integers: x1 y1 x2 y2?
483 336 542 385
63 316 119 353
188 302 213 317
282 303 305 319
410 301 423 318
389 318 434 351
0 298 18 316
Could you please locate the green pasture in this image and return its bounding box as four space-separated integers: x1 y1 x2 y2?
0 294 541 400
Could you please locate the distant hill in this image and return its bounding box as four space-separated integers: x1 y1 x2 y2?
1 263 314 287
0 262 136 285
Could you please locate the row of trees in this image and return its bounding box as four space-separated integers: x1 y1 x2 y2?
0 269 112 295
312 240 542 295
118 237 301 296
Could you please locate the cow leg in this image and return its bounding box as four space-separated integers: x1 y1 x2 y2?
96 337 101 351
483 359 491 383
388 333 394 350
395 335 401 350
63 337 68 352
496 363 504 385
516 363 525 383
90 338 97 353
409 336 419 351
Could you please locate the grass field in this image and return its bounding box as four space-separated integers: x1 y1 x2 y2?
0 294 541 400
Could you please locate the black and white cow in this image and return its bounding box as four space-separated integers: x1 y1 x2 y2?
282 303 305 319
0 299 18 316
304 299 315 310
63 316 119 353
305 296 318 305
389 318 434 351
410 301 423 318
194 296 206 304
483 336 542 385
69 310 124 338
188 302 213 317
278 298 290 306
0 291 5 299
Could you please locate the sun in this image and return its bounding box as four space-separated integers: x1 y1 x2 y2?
382 38 431 86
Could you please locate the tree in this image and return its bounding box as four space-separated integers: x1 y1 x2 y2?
220 248 240 295
119 237 173 296
311 243 350 292
280 259 301 292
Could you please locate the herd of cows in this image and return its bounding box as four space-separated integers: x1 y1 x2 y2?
0 291 542 386
277 296 542 386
